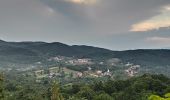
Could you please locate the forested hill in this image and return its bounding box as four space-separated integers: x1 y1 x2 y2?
0 40 112 57
1 73 170 100
0 40 170 67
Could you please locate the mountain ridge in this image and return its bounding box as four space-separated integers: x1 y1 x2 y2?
0 40 170 68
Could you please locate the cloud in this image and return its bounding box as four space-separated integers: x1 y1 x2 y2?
130 5 170 32
1 0 170 50
146 36 170 44
65 0 97 5
39 0 170 34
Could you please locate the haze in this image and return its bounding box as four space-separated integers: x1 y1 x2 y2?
0 0 170 50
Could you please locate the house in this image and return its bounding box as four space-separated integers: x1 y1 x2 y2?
103 69 112 76
34 70 44 77
76 72 83 78
96 70 103 76
49 67 59 74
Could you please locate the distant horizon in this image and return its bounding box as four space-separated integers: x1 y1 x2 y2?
0 0 170 50
1 38 169 51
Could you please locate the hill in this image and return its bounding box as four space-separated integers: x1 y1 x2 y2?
0 40 170 74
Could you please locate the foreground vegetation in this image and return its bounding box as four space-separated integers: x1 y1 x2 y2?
0 73 170 100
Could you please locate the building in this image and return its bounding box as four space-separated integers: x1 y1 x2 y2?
76 72 83 78
103 69 112 76
34 70 44 77
49 67 59 74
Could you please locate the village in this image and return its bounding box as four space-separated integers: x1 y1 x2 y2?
24 56 141 82
125 62 140 77
34 66 113 82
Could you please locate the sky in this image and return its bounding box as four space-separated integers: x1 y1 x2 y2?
0 0 170 50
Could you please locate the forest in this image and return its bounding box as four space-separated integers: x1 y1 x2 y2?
0 73 170 100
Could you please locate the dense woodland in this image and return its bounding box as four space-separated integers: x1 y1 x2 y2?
0 73 170 100
1 41 170 100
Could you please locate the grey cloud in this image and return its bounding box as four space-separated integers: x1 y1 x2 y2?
0 0 170 50
40 0 170 33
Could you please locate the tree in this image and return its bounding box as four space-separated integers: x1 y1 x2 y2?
94 93 113 100
148 95 165 100
68 96 87 100
0 74 4 99
51 82 64 100
92 81 104 92
77 86 95 100
148 93 170 100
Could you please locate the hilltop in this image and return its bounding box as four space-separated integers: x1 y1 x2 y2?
0 40 170 76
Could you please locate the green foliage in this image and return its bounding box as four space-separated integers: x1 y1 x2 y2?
50 82 64 100
76 86 95 100
165 93 170 98
148 95 164 100
2 72 170 100
94 93 113 100
68 96 87 100
0 74 4 99
148 93 170 100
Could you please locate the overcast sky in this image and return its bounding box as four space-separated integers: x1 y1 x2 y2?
0 0 170 50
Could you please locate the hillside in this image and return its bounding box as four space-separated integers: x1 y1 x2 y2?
0 40 113 67
0 40 170 72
